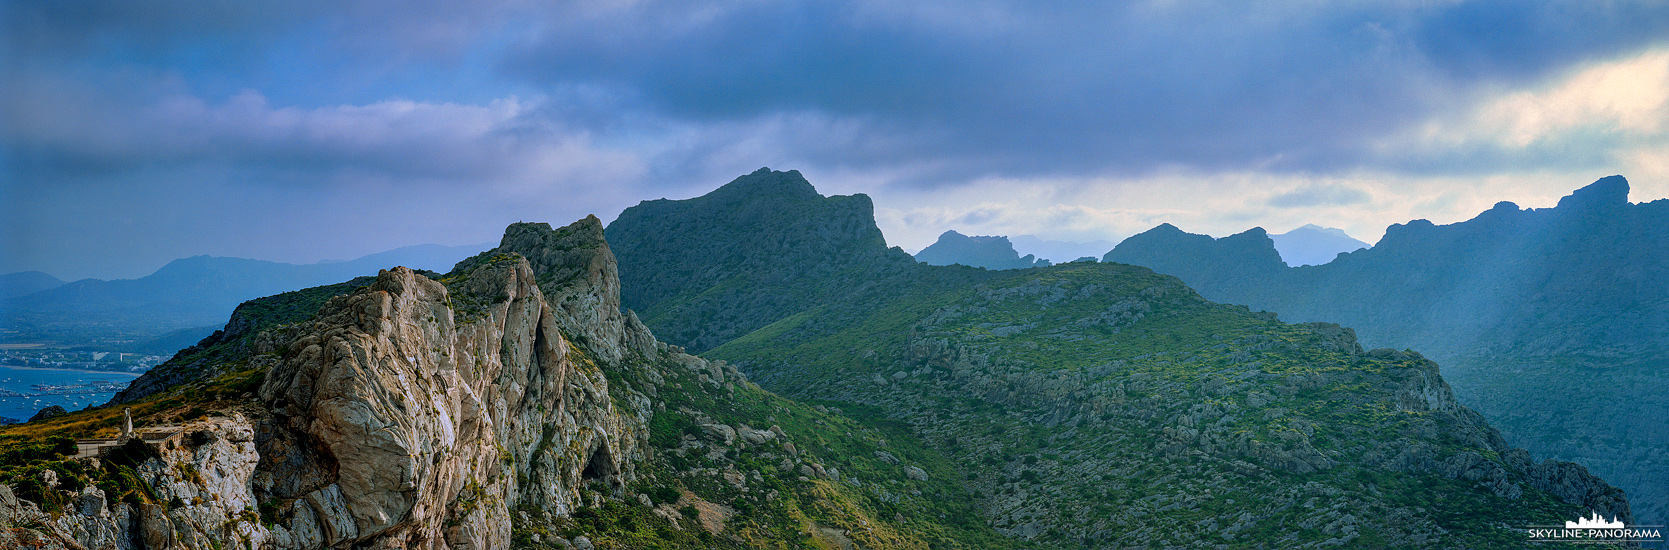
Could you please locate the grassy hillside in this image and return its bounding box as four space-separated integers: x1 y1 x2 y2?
526 345 1031 550
1102 177 1669 531
1 235 1024 550
709 261 1621 548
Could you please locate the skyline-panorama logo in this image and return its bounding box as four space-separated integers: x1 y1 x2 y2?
1525 511 1663 545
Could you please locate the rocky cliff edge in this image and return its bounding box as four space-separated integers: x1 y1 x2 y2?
4 217 665 550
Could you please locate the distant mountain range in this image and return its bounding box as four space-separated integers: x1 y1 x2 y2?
1106 176 1665 361
914 225 1365 272
1103 175 1669 532
914 230 1052 270
1268 224 1371 266
1008 235 1118 264
0 243 491 349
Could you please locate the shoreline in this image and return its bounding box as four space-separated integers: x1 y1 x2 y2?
0 365 143 377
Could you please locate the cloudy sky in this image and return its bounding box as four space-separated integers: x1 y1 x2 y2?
5 1 1669 280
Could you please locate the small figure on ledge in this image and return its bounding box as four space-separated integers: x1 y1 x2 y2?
119 407 133 442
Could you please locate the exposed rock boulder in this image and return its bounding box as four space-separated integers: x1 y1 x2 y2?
737 424 776 444
702 422 737 445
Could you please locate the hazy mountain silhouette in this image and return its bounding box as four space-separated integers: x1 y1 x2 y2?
1269 224 1370 266
914 230 1050 270
1 243 491 344
0 271 65 299
1108 176 1665 360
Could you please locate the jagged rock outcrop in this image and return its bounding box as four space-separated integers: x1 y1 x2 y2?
456 217 633 364
0 417 266 550
112 277 376 404
255 260 638 549
9 218 662 550
252 218 652 549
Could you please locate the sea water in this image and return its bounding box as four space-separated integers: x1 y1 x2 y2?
0 366 139 423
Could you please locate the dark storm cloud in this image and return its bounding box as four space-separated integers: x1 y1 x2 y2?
10 0 1667 185
500 0 1669 180
1410 2 1669 81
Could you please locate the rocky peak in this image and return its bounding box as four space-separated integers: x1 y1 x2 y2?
1374 218 1435 249
703 167 821 205
457 216 631 362
1556 175 1629 211
1104 223 1210 257
255 255 644 549
1220 227 1284 261
1105 224 1285 275
606 168 909 353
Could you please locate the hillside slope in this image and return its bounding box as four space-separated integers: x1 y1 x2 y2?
607 168 918 354
1103 175 1669 530
0 271 65 299
1 219 1014 550
606 170 1635 548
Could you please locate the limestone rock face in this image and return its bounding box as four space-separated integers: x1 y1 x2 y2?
9 218 662 550
0 416 267 550
478 217 631 364
256 254 644 548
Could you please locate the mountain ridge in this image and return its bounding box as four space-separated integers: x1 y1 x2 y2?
1101 174 1669 534
1009 235 1119 265
604 169 1635 547
914 230 1052 270
4 216 1012 550
607 167 917 354
0 271 66 299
